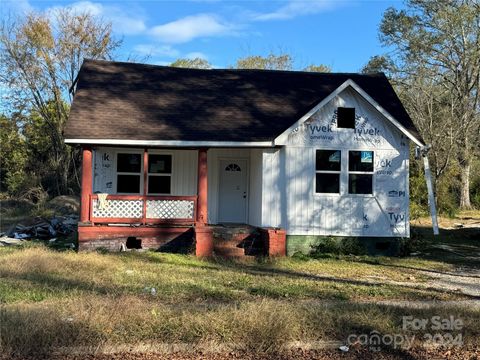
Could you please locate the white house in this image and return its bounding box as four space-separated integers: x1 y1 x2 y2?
65 59 427 256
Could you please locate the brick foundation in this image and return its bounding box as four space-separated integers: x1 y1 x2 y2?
78 225 194 252
260 228 287 257
195 226 214 257
77 224 286 257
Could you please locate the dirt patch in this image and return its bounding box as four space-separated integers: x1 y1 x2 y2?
412 212 480 230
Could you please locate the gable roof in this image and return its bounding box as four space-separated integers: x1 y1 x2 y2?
64 59 423 145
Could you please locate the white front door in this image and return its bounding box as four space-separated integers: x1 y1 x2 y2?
218 159 248 223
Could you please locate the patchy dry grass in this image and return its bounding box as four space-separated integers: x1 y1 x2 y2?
0 244 478 357
0 246 464 305
2 294 479 357
410 210 480 268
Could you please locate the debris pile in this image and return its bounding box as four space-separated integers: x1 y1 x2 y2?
0 215 78 246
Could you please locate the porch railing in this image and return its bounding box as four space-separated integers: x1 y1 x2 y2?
89 194 197 225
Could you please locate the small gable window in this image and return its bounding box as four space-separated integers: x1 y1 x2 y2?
337 107 355 129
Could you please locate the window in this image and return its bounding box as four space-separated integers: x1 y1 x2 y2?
148 154 172 194
337 107 355 129
315 150 341 193
116 153 142 193
348 151 374 194
225 163 241 171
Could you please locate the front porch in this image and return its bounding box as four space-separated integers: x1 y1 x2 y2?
77 146 286 256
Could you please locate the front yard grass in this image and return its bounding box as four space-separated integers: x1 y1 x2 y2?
1 244 478 357
0 245 461 305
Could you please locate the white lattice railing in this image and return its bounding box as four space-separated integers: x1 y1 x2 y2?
89 195 197 224
146 199 195 219
92 198 143 219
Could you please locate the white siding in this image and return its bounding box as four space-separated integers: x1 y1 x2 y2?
261 148 284 228
248 149 263 226
170 150 197 196
92 148 197 196
261 87 410 237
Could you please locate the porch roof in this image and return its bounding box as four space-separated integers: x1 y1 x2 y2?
65 59 422 145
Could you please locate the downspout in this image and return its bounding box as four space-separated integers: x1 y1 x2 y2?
415 145 439 235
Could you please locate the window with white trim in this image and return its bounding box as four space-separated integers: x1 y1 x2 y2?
116 153 142 194
148 154 172 194
315 150 341 194
348 151 374 194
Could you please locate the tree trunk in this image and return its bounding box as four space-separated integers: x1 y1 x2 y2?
58 150 69 195
459 159 472 209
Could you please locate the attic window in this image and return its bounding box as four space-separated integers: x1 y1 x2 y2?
337 107 355 129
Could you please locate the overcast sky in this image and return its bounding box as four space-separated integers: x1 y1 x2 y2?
2 0 404 71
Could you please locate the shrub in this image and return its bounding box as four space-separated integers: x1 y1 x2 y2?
310 237 366 257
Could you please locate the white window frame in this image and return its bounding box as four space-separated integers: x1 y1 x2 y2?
147 151 173 195
315 149 342 195
115 150 143 195
348 150 375 196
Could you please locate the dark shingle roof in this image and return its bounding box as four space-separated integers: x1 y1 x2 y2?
64 59 422 144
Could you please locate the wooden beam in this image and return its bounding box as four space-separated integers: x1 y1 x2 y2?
80 146 93 222
197 148 208 225
143 148 148 225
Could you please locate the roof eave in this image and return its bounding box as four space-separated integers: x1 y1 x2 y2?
64 138 275 148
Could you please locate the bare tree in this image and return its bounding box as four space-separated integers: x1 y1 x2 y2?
0 8 121 195
379 0 480 209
